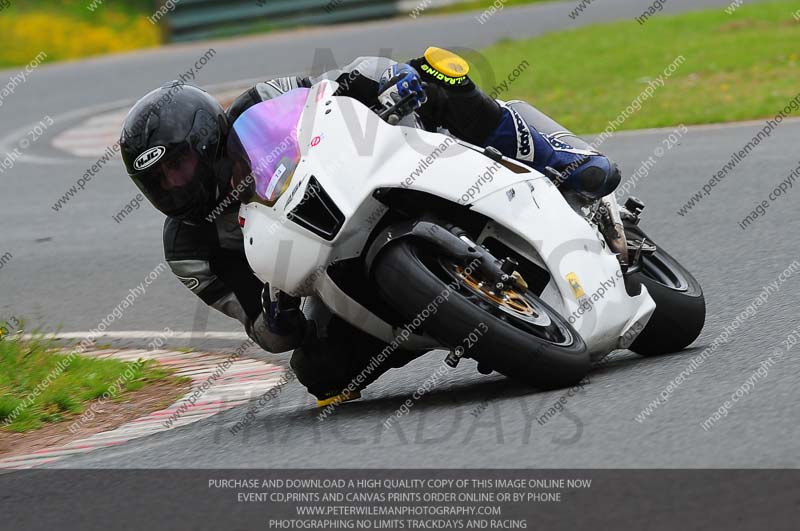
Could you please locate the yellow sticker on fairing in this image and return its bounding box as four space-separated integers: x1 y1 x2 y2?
566 273 586 299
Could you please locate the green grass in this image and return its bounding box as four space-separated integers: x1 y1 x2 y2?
186 0 551 41
0 0 160 68
2 0 798 133
428 0 551 17
9 0 154 19
0 333 178 432
468 0 800 133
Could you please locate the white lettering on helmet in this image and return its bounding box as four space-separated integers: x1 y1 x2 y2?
134 146 166 171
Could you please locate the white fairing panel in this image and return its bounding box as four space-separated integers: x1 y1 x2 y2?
240 83 654 356
469 180 655 357
240 81 533 294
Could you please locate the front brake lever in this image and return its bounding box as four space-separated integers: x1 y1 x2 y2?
377 92 418 124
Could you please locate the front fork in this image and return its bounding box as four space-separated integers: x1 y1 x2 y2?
598 194 629 270
606 195 657 275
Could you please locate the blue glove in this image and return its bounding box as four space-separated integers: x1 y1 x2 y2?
247 286 307 353
377 63 428 118
262 286 305 337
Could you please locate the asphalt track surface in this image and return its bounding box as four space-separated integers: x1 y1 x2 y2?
2 0 798 470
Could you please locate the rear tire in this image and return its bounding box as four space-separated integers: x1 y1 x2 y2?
626 224 706 356
372 240 589 389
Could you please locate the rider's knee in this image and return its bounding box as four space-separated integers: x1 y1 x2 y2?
564 156 621 200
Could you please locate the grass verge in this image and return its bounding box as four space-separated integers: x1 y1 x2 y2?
468 0 800 132
0 333 181 433
0 0 550 66
428 0 551 17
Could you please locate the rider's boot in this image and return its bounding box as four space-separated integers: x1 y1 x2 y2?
290 312 423 408
315 389 362 408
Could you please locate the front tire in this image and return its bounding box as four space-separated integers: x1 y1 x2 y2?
372 240 589 389
626 224 706 356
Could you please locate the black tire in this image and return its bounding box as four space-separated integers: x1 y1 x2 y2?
372 240 589 389
626 224 706 356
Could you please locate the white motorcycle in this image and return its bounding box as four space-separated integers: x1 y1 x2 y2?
231 80 705 389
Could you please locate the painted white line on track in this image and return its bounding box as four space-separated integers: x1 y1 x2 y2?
48 86 251 159
0 98 134 165
22 330 248 341
0 77 282 165
7 68 798 164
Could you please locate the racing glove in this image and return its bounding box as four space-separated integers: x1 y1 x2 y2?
247 285 307 353
266 286 305 335
377 63 428 122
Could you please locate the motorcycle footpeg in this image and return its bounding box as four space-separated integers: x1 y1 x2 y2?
622 196 646 224
624 262 642 276
626 239 657 254
444 346 465 368
624 238 656 277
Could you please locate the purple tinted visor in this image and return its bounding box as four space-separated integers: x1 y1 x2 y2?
227 88 309 204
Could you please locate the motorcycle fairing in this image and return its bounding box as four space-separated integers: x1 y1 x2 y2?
238 82 654 355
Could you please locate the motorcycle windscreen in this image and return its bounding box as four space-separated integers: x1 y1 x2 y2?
227 88 309 206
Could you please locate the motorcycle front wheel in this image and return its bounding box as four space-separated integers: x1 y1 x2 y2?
372 239 589 389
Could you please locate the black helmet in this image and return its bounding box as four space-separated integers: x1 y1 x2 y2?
120 82 228 224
